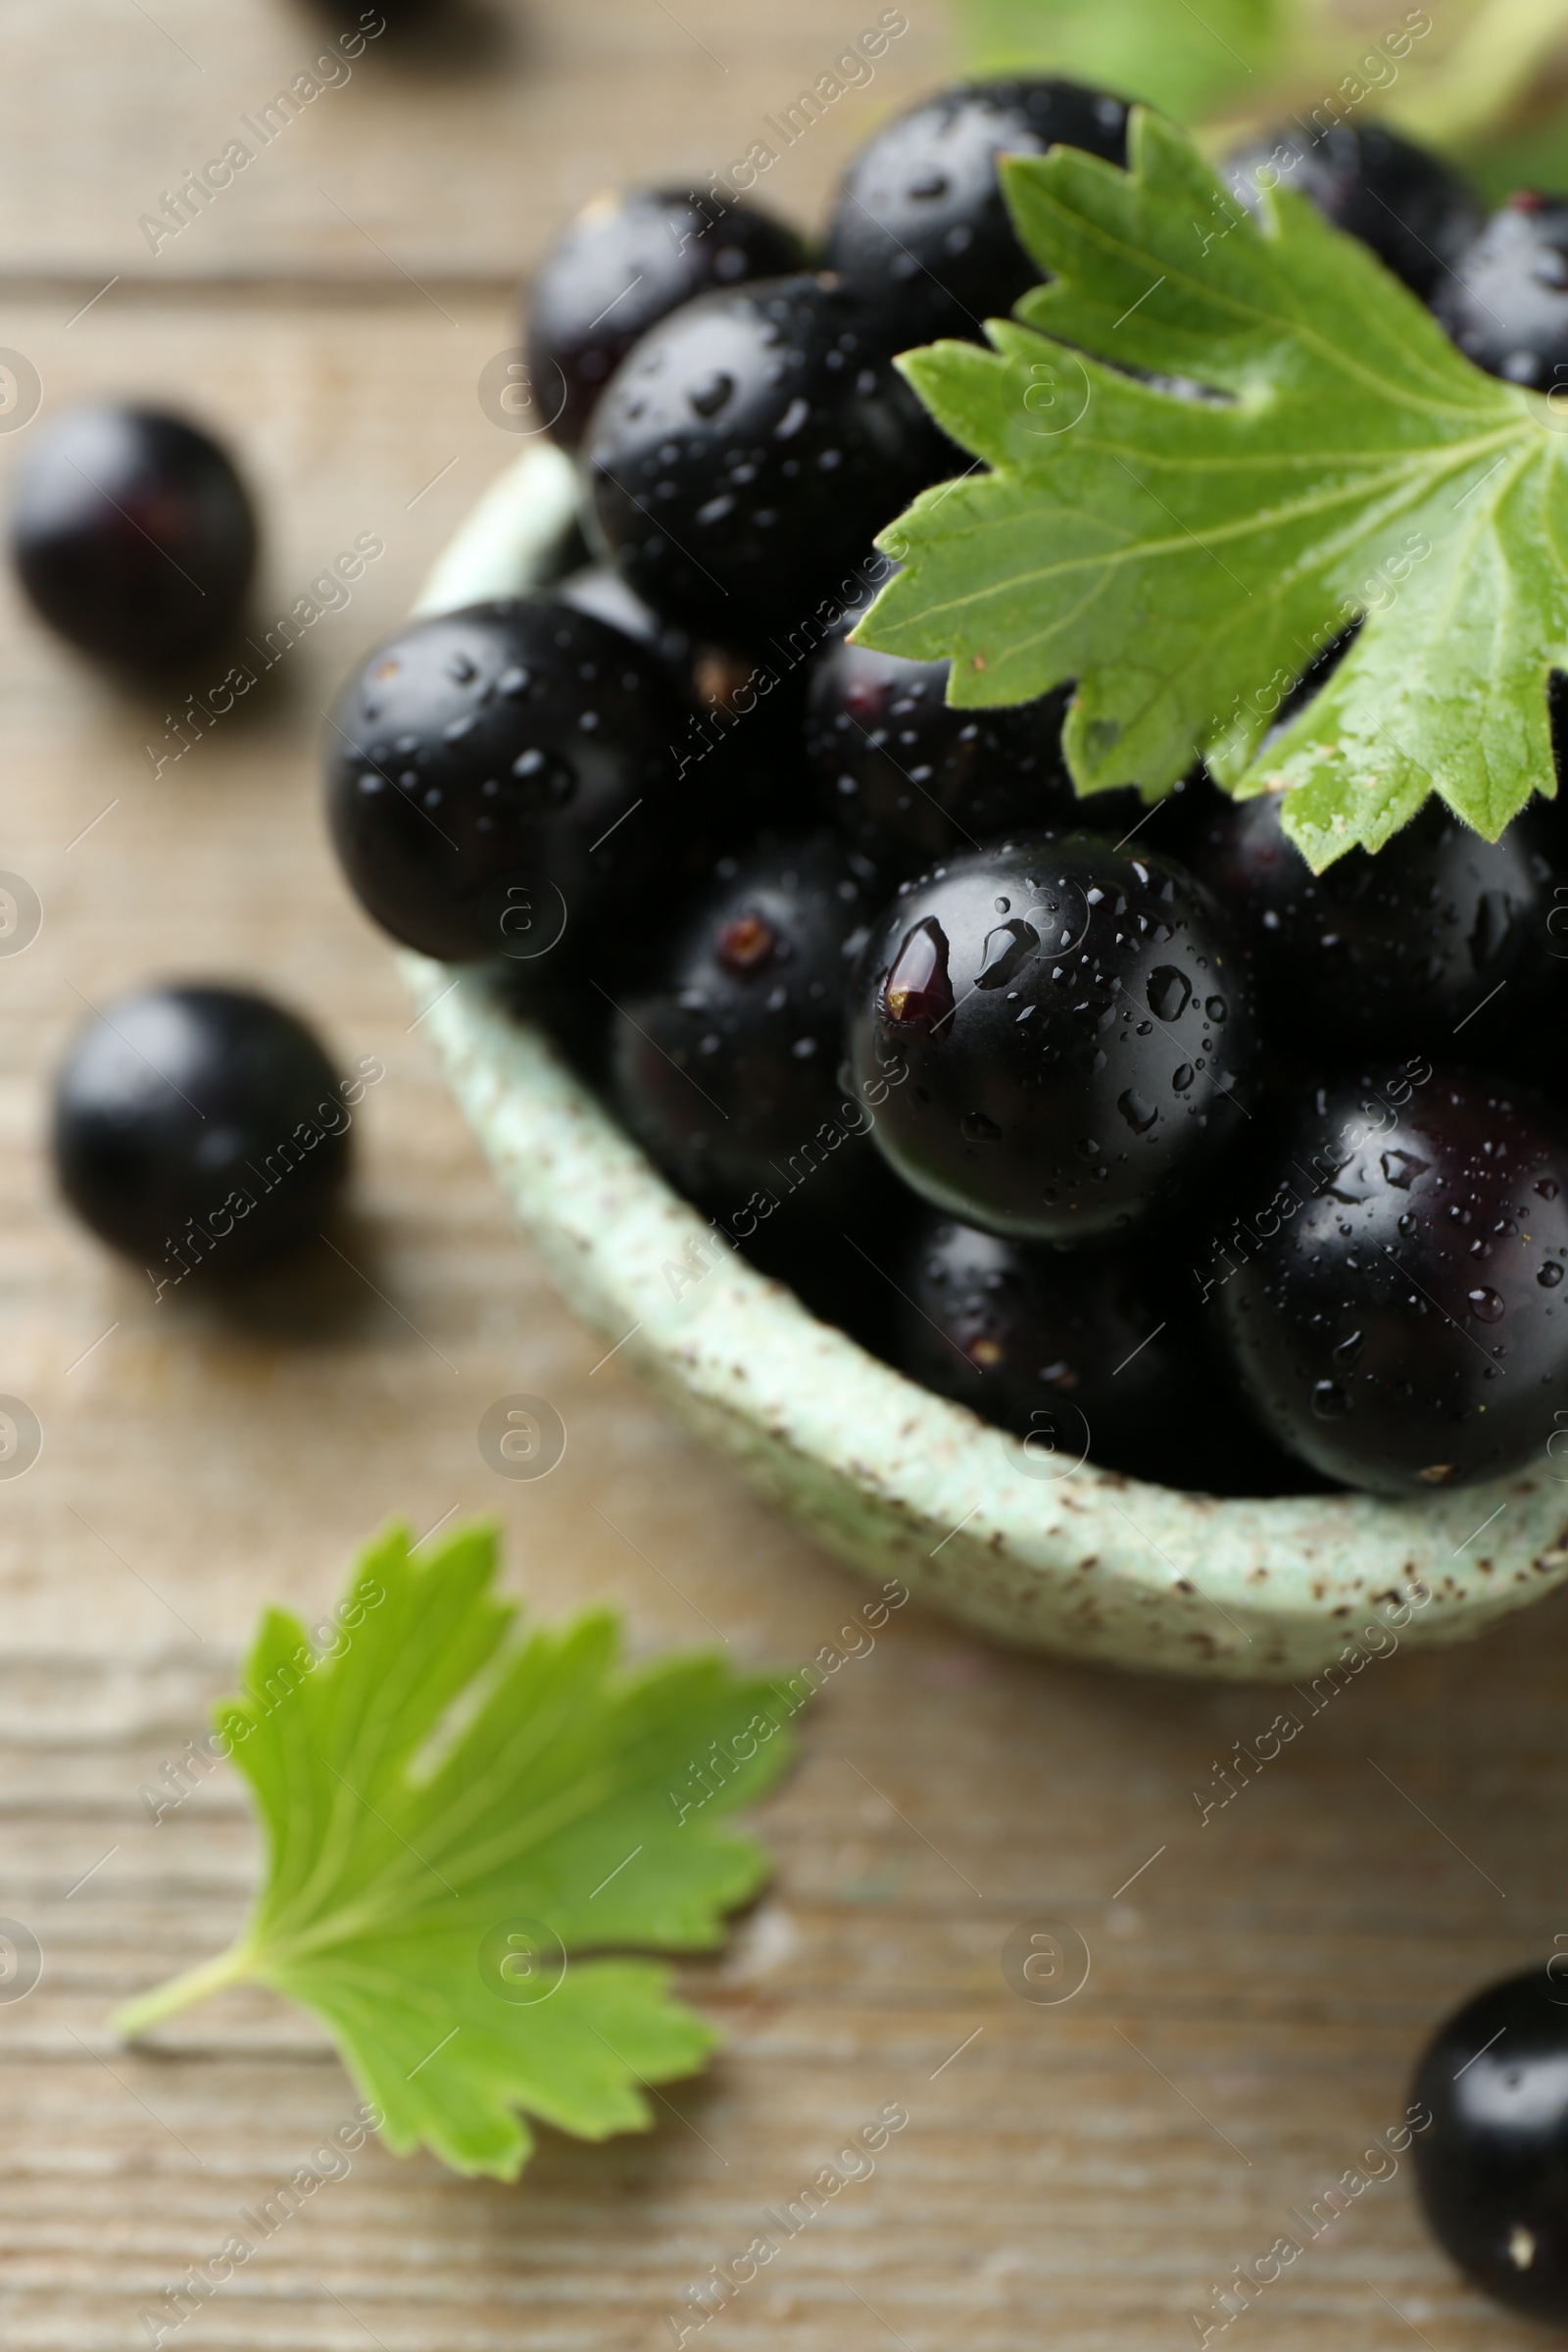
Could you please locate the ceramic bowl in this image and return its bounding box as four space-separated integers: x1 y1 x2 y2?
398 442 1568 1683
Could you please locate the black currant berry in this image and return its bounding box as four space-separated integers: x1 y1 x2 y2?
551 561 694 678
1432 193 1568 389
526 187 807 453
549 566 806 858
681 646 825 853
882 1210 1326 1494
1411 1967 1568 2324
847 836 1257 1244
53 986 351 1274
610 834 874 1207
1186 794 1557 1055
806 629 1142 877
731 1164 921 1350
825 78 1130 344
1211 1069 1568 1492
585 274 950 641
548 568 815 851
323 599 684 965
11 406 256 668
1223 122 1481 299
887 1212 1185 1467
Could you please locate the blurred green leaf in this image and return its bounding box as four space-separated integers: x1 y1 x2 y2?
1465 114 1568 204
949 0 1568 172
953 0 1289 121
1384 0 1568 154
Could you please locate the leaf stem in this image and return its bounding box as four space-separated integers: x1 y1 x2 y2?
113 1939 258 2040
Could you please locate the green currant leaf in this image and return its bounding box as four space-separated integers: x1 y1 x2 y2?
857 108 1568 868
113 1523 799 2180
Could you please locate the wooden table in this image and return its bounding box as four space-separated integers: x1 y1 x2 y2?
0 4 1563 2345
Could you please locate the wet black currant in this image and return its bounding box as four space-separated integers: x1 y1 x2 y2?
806 633 1112 877
610 834 874 1207
53 986 350 1272
730 1163 921 1351
1411 1966 1568 2324
847 835 1257 1244
550 561 694 678
1223 122 1481 299
323 598 684 965
11 405 256 668
1432 192 1568 389
1211 1069 1568 1492
825 78 1130 344
548 566 817 843
526 186 807 453
584 273 951 641
882 1210 1325 1493
887 1212 1187 1471
1186 793 1557 1056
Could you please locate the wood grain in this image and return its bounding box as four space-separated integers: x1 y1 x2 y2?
0 5 1564 2347
0 0 945 282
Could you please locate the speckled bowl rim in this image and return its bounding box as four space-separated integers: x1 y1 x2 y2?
396 441 1568 1684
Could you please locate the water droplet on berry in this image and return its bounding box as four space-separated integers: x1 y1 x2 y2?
1468 890 1516 972
1381 1149 1430 1191
688 370 734 418
881 918 954 1029
962 1110 1002 1143
1333 1330 1364 1367
1312 1380 1350 1419
1117 1088 1158 1134
976 919 1039 991
1541 1262 1565 1289
1147 965 1192 1022
1467 1287 1505 1323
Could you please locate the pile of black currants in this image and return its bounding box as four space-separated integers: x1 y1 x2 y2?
326 79 1568 1505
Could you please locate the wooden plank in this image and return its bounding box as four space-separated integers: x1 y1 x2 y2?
0 1616 1565 2350
0 0 949 283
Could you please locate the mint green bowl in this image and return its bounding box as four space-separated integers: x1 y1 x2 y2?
400 444 1568 1684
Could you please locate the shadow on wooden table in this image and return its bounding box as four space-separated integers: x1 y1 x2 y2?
288 0 521 75
155 1208 409 1348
